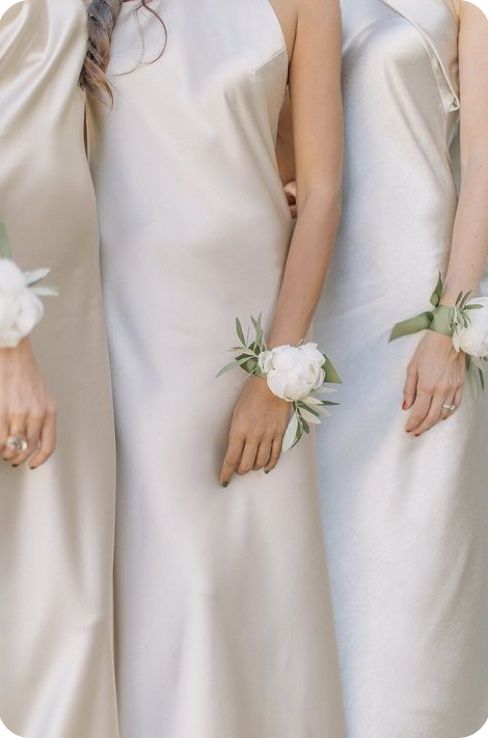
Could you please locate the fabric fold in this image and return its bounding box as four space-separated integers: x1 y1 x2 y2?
381 0 460 112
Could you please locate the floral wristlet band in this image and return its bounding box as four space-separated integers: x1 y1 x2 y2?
389 275 472 341
0 221 58 348
218 314 342 451
390 273 488 387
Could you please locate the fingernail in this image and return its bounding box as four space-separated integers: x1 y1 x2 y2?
222 482 229 488
402 401 408 410
11 464 19 468
414 433 421 437
264 470 270 475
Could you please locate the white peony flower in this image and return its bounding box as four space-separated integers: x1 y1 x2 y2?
0 259 45 348
454 297 488 357
259 342 326 402
453 297 488 358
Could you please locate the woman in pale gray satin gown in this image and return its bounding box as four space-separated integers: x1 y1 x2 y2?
84 0 345 736
314 1 488 737
0 1 117 737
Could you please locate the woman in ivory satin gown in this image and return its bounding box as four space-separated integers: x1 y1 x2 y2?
312 1 488 736
0 2 118 736
83 0 345 735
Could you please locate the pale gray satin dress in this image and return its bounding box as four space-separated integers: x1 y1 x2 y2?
0 1 118 737
316 1 488 737
87 2 345 736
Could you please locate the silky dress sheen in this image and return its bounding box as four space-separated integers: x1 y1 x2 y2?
87 1 345 736
0 2 118 737
316 1 488 736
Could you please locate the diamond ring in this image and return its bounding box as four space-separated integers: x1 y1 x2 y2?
442 404 456 413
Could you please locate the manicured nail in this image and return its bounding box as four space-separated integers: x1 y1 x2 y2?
264 470 271 474
222 482 229 488
11 464 19 468
414 433 421 437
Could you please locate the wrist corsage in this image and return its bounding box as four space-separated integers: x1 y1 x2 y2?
390 274 488 387
0 222 58 348
218 314 342 451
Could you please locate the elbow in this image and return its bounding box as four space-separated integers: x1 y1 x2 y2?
297 183 343 223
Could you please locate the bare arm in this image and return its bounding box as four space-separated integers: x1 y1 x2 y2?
403 2 488 435
220 0 343 485
268 0 343 345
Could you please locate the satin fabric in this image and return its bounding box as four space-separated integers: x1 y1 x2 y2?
316 1 488 736
87 1 345 736
0 2 118 736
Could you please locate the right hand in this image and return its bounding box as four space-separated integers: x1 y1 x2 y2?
0 338 57 469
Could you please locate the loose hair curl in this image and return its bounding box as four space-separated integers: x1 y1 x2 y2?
81 0 166 101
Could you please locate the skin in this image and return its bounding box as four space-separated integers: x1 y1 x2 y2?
220 0 343 486
403 1 488 436
276 0 488 441
0 338 56 468
2 0 343 476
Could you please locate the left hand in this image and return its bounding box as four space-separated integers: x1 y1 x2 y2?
403 331 466 436
220 376 290 487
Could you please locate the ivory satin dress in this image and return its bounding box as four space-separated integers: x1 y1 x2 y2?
316 1 488 736
0 2 118 737
87 2 345 736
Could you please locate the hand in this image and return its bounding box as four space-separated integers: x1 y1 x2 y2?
403 331 466 436
0 338 57 469
220 375 290 487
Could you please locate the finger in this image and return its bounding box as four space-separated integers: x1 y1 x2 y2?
265 436 284 473
254 439 272 471
2 415 27 461
10 413 44 467
453 385 463 410
413 390 446 436
220 435 244 488
237 440 259 476
405 391 432 434
441 392 457 421
0 414 8 452
403 365 418 411
29 410 57 469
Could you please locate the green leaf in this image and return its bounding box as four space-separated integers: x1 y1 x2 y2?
299 408 322 425
323 355 342 384
235 317 246 346
0 222 12 259
32 286 59 297
282 411 299 452
216 360 240 377
430 274 444 307
24 268 50 286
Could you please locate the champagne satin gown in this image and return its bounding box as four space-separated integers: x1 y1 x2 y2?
87 1 345 736
316 1 488 736
0 2 118 736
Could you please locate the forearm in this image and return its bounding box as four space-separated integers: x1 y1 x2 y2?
267 187 341 347
442 154 488 303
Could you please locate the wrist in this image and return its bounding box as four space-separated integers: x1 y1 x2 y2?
0 337 32 363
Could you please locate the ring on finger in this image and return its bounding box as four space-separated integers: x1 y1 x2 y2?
442 403 456 413
5 433 29 453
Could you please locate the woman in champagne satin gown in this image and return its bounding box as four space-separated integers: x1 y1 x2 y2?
86 0 345 736
0 2 118 736
315 1 488 736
